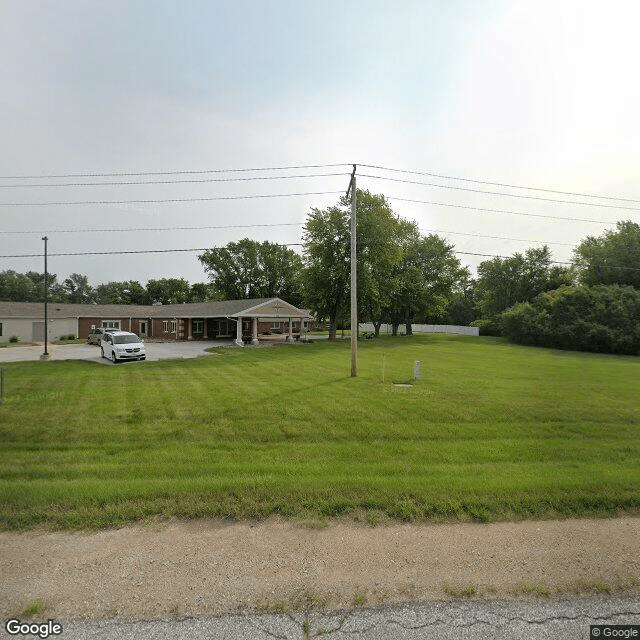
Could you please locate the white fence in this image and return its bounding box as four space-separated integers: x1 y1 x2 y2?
359 323 479 337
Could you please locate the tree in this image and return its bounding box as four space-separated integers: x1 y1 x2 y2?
0 270 66 302
475 246 573 327
301 190 401 339
189 282 215 302
573 220 640 289
199 239 303 306
95 281 149 305
383 228 469 334
145 278 192 305
61 273 96 304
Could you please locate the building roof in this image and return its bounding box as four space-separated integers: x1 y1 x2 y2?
0 298 309 319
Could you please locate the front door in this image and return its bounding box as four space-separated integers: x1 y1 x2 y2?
139 321 147 336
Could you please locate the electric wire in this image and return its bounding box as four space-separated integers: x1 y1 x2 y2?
0 172 349 188
360 173 640 212
386 196 619 225
0 244 303 258
0 163 351 180
360 164 640 205
0 222 304 235
0 190 343 207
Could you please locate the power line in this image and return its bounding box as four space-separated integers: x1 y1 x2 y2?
0 244 303 258
0 190 343 207
0 222 304 235
361 173 640 212
453 251 640 271
0 163 351 180
0 172 348 188
387 195 619 225
421 228 574 247
361 164 640 205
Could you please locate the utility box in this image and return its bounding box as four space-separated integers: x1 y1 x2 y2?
414 360 421 380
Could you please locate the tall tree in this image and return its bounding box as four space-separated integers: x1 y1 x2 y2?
199 239 303 305
573 220 640 289
301 190 401 339
61 273 96 304
146 278 192 305
95 281 149 305
0 270 65 302
384 229 469 334
475 246 573 321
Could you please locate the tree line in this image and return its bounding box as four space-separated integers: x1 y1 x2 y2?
0 272 215 306
3 190 639 354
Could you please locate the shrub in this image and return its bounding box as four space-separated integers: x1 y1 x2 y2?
501 285 640 355
9 336 20 344
470 318 502 336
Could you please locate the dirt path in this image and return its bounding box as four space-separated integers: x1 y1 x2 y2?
1 517 639 620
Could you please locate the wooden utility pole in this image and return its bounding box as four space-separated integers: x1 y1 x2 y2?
42 236 49 359
347 165 357 377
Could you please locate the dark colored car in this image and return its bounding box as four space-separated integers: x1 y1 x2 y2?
87 327 115 345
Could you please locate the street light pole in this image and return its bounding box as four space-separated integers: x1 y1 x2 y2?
42 236 49 359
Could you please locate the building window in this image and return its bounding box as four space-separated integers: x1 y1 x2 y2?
193 320 204 334
102 320 120 330
171 320 177 333
0 322 3 336
163 320 168 332
271 320 280 330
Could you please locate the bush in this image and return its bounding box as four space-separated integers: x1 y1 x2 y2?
9 336 20 344
470 317 502 336
501 285 640 355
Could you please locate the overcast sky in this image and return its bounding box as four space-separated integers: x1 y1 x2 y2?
1 0 639 287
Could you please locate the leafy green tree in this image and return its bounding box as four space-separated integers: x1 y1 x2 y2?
199 239 303 305
475 246 573 326
0 270 65 302
145 278 192 305
573 220 640 289
189 282 215 302
61 273 96 304
301 190 401 339
384 228 469 334
445 279 479 326
95 281 149 305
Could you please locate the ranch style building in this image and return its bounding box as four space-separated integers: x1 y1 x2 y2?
0 298 311 346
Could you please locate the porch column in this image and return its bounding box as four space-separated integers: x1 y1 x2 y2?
235 317 243 346
251 317 259 345
187 318 193 340
286 317 293 342
203 319 208 339
300 316 305 341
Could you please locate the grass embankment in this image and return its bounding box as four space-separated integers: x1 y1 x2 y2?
1 335 639 530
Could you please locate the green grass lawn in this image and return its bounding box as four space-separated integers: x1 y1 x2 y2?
1 335 639 530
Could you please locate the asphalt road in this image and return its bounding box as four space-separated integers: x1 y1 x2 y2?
3 598 639 640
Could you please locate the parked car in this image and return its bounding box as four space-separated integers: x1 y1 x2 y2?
100 331 146 363
87 327 115 345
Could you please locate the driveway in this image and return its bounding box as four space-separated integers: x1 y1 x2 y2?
0 341 237 364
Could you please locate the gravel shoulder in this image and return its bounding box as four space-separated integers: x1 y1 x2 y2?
1 517 639 620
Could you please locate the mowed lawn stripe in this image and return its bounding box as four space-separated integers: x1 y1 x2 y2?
0 335 639 529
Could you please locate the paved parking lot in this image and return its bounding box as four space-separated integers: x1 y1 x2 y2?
0 340 237 363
